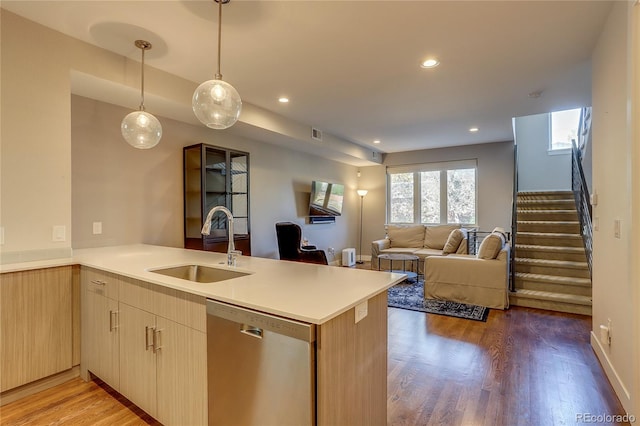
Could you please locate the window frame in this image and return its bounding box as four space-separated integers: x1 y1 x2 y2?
386 159 478 227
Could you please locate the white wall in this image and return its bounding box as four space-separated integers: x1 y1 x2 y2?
591 1 637 416
71 95 359 261
358 141 514 255
514 112 572 192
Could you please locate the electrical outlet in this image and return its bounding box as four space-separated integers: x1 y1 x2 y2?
614 219 621 239
327 247 335 256
607 318 612 343
593 216 599 231
355 300 368 323
93 222 103 235
52 225 66 242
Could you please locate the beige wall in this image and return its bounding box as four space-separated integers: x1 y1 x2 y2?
1 11 364 263
358 141 514 255
71 95 360 260
591 1 637 415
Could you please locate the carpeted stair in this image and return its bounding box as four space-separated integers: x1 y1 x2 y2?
510 191 592 315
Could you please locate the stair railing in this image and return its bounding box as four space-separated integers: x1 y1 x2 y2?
510 143 518 292
571 108 593 276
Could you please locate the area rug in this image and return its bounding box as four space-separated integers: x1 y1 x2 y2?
387 279 489 322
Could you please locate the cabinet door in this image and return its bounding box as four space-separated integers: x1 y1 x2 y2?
0 267 72 392
85 289 119 390
156 317 207 426
119 303 157 417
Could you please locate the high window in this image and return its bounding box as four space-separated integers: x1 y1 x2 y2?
387 160 477 226
550 108 581 151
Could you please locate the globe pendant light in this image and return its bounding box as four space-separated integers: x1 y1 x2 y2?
192 0 242 129
121 40 162 149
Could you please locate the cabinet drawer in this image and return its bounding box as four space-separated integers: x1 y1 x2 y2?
82 267 119 300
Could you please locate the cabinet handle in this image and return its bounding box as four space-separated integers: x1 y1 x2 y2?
240 324 263 339
109 310 118 332
145 326 154 351
90 279 106 286
153 329 162 353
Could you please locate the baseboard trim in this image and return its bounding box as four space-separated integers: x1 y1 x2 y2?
590 332 632 412
0 366 80 406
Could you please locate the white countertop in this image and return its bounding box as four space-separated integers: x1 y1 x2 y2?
3 244 405 324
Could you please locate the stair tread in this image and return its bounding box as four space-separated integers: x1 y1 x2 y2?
517 220 580 225
518 191 574 196
515 244 585 253
517 231 582 238
511 289 592 305
515 257 588 268
515 272 591 286
517 209 577 213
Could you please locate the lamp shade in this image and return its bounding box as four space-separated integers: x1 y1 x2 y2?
357 189 368 197
192 79 242 129
121 110 162 149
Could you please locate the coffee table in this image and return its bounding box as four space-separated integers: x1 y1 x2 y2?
377 253 419 282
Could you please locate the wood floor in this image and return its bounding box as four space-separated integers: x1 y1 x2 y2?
0 299 628 425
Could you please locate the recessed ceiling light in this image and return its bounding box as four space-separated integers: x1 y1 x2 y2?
278 97 289 103
420 58 440 69
373 139 381 144
469 127 479 133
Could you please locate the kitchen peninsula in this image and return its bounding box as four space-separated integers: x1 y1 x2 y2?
1 244 404 425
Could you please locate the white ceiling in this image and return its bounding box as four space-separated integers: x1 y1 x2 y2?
2 0 613 154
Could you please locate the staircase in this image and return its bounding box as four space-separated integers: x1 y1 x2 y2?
510 191 592 315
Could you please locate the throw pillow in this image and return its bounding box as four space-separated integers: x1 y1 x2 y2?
388 225 425 248
455 228 469 254
477 232 505 259
442 229 465 255
424 224 460 250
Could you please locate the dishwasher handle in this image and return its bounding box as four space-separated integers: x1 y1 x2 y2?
240 324 263 339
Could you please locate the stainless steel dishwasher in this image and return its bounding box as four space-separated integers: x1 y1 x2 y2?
206 299 316 426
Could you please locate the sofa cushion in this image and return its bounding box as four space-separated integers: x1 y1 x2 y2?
442 228 466 255
388 225 425 248
477 232 505 259
424 224 460 250
413 248 444 259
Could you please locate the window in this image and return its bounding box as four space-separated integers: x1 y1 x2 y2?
387 160 477 226
550 108 581 151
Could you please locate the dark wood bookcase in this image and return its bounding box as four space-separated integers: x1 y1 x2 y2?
183 143 251 255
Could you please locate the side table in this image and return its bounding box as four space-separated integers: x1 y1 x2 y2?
377 253 419 282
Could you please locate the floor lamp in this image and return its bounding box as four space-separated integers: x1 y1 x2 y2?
356 189 368 264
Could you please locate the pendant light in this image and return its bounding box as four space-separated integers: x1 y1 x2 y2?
192 0 242 129
121 40 162 149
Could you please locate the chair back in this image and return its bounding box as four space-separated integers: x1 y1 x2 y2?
275 222 303 261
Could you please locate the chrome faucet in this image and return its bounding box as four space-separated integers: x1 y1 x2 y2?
201 206 241 266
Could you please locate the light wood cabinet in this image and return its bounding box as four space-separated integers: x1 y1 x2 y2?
80 268 207 426
0 267 73 392
156 317 207 426
118 302 157 417
82 267 120 390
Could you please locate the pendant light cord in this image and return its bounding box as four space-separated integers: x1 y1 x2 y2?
215 0 223 80
140 46 146 111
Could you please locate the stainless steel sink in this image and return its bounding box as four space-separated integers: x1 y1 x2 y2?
149 264 249 283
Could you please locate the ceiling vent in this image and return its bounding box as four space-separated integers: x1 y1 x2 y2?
311 127 323 141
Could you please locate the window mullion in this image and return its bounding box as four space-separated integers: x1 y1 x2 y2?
414 172 421 225
440 170 447 224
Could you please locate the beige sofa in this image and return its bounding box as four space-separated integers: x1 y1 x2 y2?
424 230 510 309
371 224 469 273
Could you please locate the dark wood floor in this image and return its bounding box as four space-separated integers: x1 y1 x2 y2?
387 306 628 425
0 275 628 425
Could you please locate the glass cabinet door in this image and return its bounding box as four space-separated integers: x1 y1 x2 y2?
204 147 228 239
230 152 249 236
183 143 251 254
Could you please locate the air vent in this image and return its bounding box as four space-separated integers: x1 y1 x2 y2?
311 127 323 141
